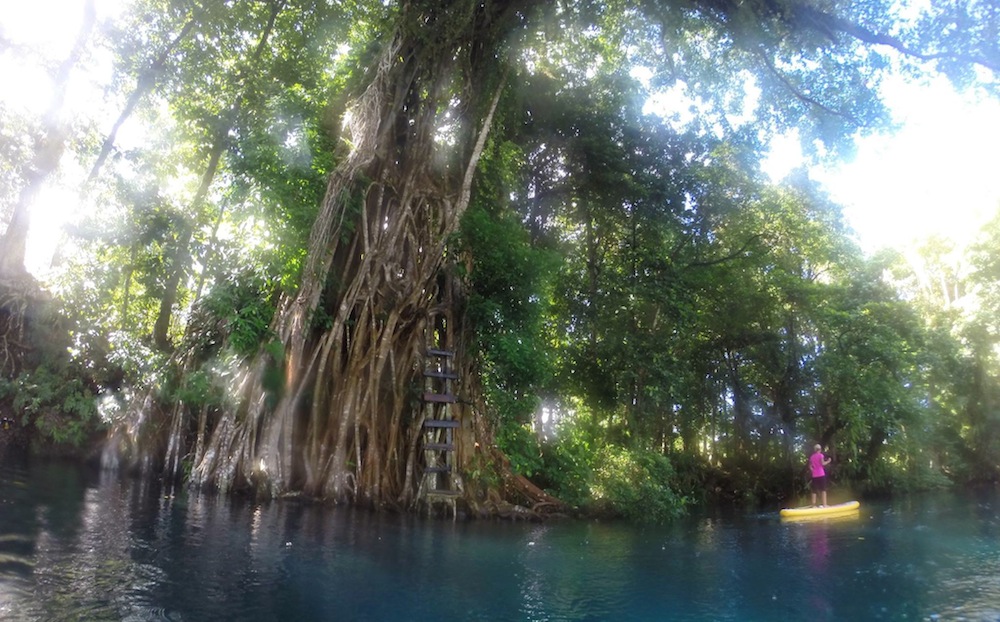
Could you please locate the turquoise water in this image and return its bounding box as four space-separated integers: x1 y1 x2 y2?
0 458 999 621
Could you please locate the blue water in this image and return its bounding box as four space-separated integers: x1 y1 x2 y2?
0 458 999 621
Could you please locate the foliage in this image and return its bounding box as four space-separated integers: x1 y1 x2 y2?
536 412 598 507
460 146 558 474
462 450 503 502
587 445 687 523
0 366 99 449
495 422 544 477
2 0 1000 517
535 412 687 522
198 268 279 358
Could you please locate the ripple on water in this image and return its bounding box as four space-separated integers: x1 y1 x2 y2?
928 559 1000 621
7 460 1000 622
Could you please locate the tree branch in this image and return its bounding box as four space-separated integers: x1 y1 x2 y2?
789 4 1000 73
686 233 763 269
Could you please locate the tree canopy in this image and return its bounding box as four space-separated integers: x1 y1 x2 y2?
0 0 998 520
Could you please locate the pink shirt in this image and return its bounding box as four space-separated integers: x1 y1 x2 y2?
809 452 827 478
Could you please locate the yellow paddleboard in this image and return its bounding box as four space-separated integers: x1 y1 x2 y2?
779 500 860 519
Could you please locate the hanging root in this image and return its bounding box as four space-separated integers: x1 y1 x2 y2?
0 275 42 378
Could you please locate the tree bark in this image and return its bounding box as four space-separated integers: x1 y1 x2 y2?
190 1 539 511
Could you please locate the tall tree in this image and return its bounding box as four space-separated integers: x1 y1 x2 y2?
94 0 1000 512
188 0 524 503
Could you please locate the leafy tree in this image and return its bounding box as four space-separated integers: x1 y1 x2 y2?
2 0 999 519
133 0 1000 511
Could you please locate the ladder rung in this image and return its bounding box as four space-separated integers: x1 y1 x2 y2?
424 419 459 428
422 392 456 403
424 443 454 451
424 370 459 380
427 349 454 358
426 489 461 497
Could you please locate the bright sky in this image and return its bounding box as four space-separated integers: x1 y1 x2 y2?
765 75 1000 253
1 0 128 278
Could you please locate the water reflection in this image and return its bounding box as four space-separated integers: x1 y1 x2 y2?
2 459 1000 621
515 523 634 620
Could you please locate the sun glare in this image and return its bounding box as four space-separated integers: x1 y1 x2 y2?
816 75 1000 252
766 74 1000 253
0 0 133 279
644 58 1000 257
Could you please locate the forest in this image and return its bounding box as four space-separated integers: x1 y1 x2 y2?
0 0 999 522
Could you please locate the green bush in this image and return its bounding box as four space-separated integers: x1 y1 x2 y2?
536 422 595 508
170 368 221 410
200 269 278 358
588 446 688 523
459 202 556 429
0 366 100 448
495 422 544 477
535 414 688 521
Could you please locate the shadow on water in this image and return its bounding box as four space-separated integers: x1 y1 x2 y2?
2 456 1000 621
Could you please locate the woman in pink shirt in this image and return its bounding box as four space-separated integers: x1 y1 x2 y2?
809 444 832 507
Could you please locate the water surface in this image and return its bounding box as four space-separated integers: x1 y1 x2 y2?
0 457 998 621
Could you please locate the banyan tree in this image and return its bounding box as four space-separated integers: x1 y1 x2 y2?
199 0 533 510
98 0 1000 514
109 0 555 515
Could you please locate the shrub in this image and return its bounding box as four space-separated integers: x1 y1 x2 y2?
495 422 544 477
588 446 688 523
0 366 100 449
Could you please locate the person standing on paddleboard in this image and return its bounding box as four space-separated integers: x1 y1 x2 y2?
809 444 832 507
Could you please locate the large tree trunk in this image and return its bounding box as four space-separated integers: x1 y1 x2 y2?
191 0 534 510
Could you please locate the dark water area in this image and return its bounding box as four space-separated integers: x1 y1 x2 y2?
1 458 999 621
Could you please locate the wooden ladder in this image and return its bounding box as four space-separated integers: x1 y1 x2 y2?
419 348 461 519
